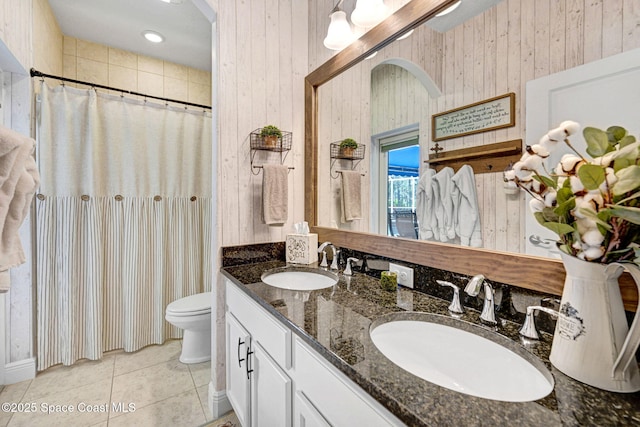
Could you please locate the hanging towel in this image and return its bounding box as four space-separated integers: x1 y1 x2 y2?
416 169 438 241
262 164 289 225
452 164 482 247
433 167 456 242
340 170 362 223
0 126 40 292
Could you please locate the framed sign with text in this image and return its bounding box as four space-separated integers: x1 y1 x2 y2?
431 93 515 142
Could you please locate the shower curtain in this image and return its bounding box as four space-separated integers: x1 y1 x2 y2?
35 83 212 371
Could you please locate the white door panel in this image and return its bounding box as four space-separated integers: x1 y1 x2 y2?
525 48 640 258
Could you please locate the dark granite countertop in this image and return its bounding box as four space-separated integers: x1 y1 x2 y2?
221 260 640 427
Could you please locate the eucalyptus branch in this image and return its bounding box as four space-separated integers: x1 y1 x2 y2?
563 138 587 162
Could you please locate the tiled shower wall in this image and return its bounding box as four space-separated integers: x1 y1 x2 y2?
60 36 211 108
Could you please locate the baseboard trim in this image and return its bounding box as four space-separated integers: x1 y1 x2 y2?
208 381 232 419
5 357 36 385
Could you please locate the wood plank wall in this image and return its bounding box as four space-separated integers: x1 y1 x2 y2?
0 0 31 70
217 0 309 246
311 0 640 254
1 0 37 367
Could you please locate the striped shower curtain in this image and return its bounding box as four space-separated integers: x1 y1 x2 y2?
35 83 212 371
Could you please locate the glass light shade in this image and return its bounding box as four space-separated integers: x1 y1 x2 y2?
323 11 354 51
351 0 390 28
436 0 462 17
396 29 414 41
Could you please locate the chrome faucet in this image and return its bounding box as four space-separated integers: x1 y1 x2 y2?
344 257 359 276
464 274 497 325
318 242 339 270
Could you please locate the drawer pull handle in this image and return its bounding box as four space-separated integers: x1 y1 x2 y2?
237 338 245 368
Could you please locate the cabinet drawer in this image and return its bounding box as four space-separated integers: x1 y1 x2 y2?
294 337 402 427
226 279 292 368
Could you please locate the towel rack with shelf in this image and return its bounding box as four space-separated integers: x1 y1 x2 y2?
249 129 293 175
330 142 366 179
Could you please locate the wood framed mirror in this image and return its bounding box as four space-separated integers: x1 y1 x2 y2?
304 0 638 310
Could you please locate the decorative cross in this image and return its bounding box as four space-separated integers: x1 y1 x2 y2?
430 142 443 156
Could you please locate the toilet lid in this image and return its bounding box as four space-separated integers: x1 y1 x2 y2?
166 292 212 314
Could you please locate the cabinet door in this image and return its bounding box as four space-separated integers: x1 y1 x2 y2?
294 391 331 427
250 341 292 427
226 312 251 427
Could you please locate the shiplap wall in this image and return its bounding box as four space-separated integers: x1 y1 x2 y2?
0 0 31 70
0 0 35 372
217 0 309 247
312 0 640 254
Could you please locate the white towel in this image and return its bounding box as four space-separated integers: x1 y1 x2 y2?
262 164 288 225
340 170 362 223
0 126 40 292
416 169 438 240
433 167 456 242
452 164 482 247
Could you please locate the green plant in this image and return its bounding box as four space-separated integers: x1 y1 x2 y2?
340 138 358 149
504 121 640 264
260 125 282 138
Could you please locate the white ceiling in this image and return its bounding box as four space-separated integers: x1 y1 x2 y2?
44 0 500 74
47 0 212 71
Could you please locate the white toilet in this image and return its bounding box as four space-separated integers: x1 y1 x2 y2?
165 292 212 364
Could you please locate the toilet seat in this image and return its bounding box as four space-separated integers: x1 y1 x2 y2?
166 292 211 317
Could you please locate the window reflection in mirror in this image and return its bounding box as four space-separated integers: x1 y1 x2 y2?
374 133 419 238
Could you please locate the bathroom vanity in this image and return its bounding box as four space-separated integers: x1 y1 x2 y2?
222 255 640 426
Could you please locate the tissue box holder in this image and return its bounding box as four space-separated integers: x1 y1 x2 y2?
286 233 318 264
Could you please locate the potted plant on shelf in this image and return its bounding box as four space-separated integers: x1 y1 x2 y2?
260 125 282 149
339 138 358 158
503 121 640 393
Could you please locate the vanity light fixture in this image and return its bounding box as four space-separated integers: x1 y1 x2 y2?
142 30 165 43
324 1 355 51
435 0 462 17
351 0 390 28
396 29 414 41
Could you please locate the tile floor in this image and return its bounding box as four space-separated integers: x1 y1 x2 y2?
0 339 233 427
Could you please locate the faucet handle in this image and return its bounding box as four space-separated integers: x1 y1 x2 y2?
344 257 359 276
519 305 559 340
436 280 464 314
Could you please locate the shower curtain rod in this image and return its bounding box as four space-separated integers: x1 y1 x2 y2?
30 68 212 110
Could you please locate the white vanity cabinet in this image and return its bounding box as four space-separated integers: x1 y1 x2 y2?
224 277 403 427
225 280 293 427
294 390 331 427
293 336 401 427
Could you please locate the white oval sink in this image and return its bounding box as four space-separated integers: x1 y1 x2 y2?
370 314 554 402
261 268 338 291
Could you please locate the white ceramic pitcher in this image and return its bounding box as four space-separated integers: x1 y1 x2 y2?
550 251 640 392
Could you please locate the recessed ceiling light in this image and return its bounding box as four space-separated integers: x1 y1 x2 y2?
142 30 165 43
159 0 184 3
436 0 462 17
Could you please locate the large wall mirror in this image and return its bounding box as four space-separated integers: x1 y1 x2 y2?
305 0 640 309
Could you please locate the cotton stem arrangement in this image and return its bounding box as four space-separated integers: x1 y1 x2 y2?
504 121 640 264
